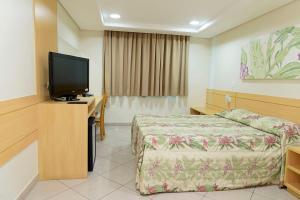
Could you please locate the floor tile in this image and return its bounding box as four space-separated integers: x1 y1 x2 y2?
106 125 131 134
205 188 253 200
103 151 135 164
241 187 255 193
93 157 120 175
103 140 130 148
151 191 205 200
48 190 88 200
96 144 121 158
102 165 136 185
116 145 132 154
254 185 298 200
251 193 273 200
72 176 122 200
59 172 99 188
102 187 150 200
110 144 132 154
25 180 68 200
107 128 130 136
124 180 136 191
122 159 137 169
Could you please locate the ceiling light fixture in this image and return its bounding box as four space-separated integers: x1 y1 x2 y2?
197 21 214 32
189 20 200 26
110 13 121 19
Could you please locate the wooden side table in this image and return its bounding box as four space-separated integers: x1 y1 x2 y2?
190 106 220 115
284 146 300 199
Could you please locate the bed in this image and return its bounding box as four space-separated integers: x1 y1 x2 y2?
131 109 300 195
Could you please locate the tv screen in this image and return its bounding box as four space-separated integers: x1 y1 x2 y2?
49 52 89 100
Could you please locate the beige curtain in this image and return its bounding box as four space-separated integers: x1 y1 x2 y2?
103 30 189 96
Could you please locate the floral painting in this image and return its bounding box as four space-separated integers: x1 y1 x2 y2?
241 26 300 79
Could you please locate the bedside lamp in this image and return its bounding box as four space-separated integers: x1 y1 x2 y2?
225 95 232 110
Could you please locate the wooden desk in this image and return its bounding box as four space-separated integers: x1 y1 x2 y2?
87 96 101 117
190 106 220 115
38 96 102 180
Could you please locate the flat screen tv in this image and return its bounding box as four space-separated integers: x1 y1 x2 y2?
49 52 89 101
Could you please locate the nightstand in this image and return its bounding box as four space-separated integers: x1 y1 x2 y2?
284 146 300 199
190 106 220 115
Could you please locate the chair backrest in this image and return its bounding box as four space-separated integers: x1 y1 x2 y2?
100 94 108 115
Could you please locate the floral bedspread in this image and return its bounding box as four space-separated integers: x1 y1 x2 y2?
131 114 300 195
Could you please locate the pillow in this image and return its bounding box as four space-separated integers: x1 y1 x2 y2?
216 108 262 125
217 108 300 144
249 116 300 143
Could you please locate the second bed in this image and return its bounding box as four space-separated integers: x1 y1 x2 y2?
131 109 300 195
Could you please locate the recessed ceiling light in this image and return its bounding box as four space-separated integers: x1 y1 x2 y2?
110 13 121 19
190 20 200 26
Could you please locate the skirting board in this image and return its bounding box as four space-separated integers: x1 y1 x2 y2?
17 175 38 200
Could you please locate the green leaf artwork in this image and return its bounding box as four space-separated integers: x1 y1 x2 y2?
240 26 300 79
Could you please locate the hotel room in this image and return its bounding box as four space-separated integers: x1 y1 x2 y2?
1 0 300 200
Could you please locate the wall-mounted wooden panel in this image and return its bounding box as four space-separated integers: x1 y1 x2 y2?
0 95 38 116
0 106 37 152
236 92 300 124
207 89 300 124
206 89 236 110
0 131 38 166
35 0 58 101
0 0 57 167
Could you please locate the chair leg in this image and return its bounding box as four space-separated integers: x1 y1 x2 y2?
100 118 105 141
100 130 105 141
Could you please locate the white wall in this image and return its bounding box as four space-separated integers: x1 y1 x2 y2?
80 31 103 96
0 0 36 101
57 2 82 56
0 142 38 200
0 1 38 199
188 38 211 107
209 1 300 99
57 6 103 97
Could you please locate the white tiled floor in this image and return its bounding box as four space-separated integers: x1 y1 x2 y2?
25 126 298 200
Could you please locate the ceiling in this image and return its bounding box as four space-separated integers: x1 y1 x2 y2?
59 0 294 38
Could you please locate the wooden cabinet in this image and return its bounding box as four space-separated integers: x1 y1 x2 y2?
38 97 101 180
284 146 300 198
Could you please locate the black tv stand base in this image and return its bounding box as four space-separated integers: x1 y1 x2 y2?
52 96 79 102
65 95 79 101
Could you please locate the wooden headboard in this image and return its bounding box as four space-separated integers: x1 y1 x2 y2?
206 89 236 111
206 89 300 124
